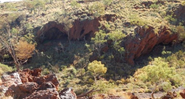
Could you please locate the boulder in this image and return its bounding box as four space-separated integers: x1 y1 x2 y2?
180 89 185 98
38 82 55 90
19 68 42 83
59 87 77 99
45 74 59 90
0 69 61 99
18 82 38 93
24 88 60 99
0 72 22 98
161 91 177 99
127 93 139 99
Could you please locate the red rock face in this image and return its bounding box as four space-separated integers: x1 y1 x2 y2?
18 82 38 93
24 89 60 99
161 91 177 99
124 26 178 65
180 89 185 98
36 14 180 65
36 18 99 41
36 14 116 42
0 68 63 99
18 68 42 83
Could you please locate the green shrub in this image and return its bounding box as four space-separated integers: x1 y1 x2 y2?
108 30 126 50
135 57 173 83
150 4 160 9
134 57 176 91
90 80 114 94
91 29 107 56
0 63 13 75
130 14 147 26
102 0 113 7
176 25 185 40
170 74 182 87
88 60 107 82
159 81 172 92
42 68 50 75
88 2 105 17
166 50 185 68
70 0 81 9
165 15 177 24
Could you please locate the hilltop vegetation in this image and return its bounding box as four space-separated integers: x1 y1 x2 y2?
0 0 185 98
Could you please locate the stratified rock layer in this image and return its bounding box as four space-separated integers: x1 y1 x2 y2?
124 26 178 65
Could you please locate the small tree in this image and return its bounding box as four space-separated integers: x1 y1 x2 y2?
91 29 107 56
0 19 35 71
108 30 126 58
57 16 73 44
88 60 107 83
15 40 35 64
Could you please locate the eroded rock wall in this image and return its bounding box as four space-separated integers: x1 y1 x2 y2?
36 14 116 42
124 26 178 65
36 13 181 65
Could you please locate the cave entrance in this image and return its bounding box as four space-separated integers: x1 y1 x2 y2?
37 27 69 52
134 42 174 65
83 31 93 40
43 27 68 42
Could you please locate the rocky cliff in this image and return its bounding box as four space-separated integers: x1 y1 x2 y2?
35 5 184 65
124 26 178 65
36 14 116 42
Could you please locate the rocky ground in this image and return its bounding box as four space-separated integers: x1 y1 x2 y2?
0 68 76 99
0 68 184 99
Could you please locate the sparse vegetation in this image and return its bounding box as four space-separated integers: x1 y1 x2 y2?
0 0 185 98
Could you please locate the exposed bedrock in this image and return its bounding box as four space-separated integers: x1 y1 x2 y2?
0 68 77 99
124 26 178 65
36 14 181 65
36 14 116 42
0 69 185 99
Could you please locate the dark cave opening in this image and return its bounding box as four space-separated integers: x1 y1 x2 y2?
37 27 69 52
43 27 68 41
80 29 85 36
134 42 174 65
84 31 93 40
